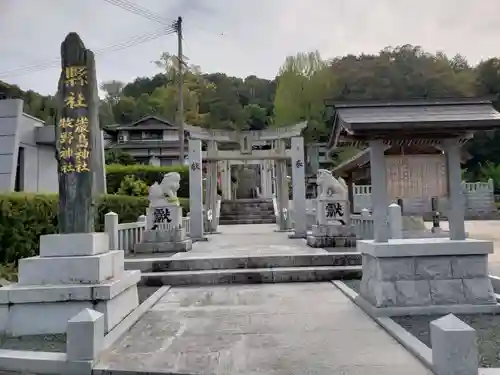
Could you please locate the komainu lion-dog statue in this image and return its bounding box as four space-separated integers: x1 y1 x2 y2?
316 169 348 199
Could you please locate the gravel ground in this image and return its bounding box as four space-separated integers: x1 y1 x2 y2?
343 279 361 293
342 279 500 368
0 285 160 354
392 314 500 368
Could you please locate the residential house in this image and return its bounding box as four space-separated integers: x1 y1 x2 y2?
103 116 189 166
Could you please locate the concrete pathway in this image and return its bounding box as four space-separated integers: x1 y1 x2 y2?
98 225 431 374
97 283 432 375
171 224 328 258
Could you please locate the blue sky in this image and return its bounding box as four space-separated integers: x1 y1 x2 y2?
1 0 500 95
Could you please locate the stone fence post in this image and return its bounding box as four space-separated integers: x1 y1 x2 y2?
104 212 118 251
66 308 104 362
430 314 478 375
388 203 403 239
488 178 494 192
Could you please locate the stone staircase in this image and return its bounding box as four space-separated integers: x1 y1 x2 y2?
125 252 362 286
218 199 276 225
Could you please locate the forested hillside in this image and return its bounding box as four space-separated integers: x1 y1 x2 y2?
2 44 500 178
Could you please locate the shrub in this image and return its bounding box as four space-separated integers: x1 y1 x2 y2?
104 150 136 165
116 175 149 196
106 164 189 197
0 193 190 264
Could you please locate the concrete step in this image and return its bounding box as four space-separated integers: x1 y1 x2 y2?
139 265 362 286
220 210 275 216
125 252 362 273
219 218 276 225
150 252 362 272
219 214 275 220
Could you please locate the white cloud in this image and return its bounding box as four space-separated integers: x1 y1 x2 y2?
1 0 500 95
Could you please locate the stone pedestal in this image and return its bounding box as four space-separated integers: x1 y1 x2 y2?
307 195 357 248
0 232 140 336
307 224 357 247
134 228 192 253
358 238 500 315
135 202 192 254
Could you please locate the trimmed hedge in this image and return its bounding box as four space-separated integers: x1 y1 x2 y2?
106 164 189 197
0 193 189 264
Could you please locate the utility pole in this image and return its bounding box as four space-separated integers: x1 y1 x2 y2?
175 16 185 164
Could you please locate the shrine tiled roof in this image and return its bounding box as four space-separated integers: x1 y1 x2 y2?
326 98 500 148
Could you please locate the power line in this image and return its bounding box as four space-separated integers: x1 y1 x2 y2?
0 27 175 79
102 0 174 26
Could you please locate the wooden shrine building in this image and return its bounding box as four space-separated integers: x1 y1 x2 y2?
325 98 500 223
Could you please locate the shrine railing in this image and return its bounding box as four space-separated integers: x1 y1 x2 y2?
104 212 191 253
350 213 374 240
463 180 493 192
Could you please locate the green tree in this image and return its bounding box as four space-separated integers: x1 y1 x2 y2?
273 51 337 142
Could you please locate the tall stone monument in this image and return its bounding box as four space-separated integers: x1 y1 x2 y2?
0 33 139 336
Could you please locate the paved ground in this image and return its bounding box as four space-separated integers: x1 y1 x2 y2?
424 220 500 275
97 283 432 375
170 224 329 258
97 225 431 374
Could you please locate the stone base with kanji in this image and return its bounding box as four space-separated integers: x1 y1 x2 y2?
307 224 357 248
134 228 192 254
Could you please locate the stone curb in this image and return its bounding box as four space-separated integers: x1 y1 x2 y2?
98 286 171 358
332 280 433 371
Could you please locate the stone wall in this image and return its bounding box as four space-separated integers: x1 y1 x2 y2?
353 180 496 218
360 254 495 308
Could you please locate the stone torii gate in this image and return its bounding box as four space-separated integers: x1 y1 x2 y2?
186 123 308 241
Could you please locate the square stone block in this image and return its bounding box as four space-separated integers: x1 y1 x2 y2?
361 280 397 308
18 250 123 285
39 232 110 257
451 255 488 279
395 280 431 306
0 270 140 304
377 257 415 281
358 238 493 258
0 285 139 336
430 314 478 375
415 257 452 280
134 239 192 254
143 229 186 243
3 301 94 336
462 278 496 305
430 279 466 305
95 284 139 333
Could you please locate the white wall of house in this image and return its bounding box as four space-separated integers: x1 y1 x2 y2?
0 99 58 193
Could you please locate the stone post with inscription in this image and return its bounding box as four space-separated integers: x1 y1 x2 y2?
0 33 140 337
307 169 357 248
290 136 307 238
134 172 192 253
188 138 205 241
56 33 97 233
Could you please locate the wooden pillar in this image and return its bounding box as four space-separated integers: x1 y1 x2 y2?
346 172 354 214
369 140 389 242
